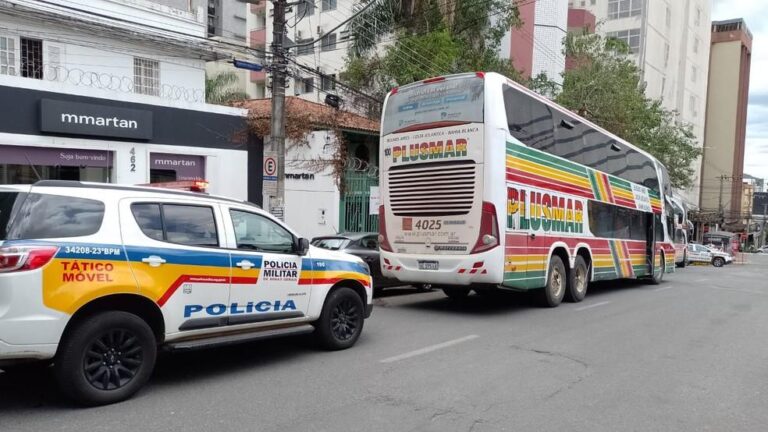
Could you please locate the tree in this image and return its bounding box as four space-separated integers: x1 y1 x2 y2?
550 32 701 189
341 0 521 113
205 71 248 105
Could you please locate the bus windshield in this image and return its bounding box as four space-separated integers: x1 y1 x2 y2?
382 74 484 136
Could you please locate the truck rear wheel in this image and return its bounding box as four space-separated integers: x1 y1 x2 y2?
54 311 157 406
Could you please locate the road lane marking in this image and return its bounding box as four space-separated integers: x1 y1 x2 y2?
574 301 611 311
707 286 767 296
653 286 674 292
380 335 479 363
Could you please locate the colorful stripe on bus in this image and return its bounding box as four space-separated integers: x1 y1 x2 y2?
506 143 662 214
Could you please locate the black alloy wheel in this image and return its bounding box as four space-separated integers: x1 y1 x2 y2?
316 287 365 350
331 298 360 342
83 329 143 391
54 311 156 406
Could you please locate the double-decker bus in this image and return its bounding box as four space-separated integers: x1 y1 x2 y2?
377 72 675 306
668 195 689 267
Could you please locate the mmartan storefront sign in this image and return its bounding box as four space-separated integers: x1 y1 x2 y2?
40 99 153 140
150 153 205 181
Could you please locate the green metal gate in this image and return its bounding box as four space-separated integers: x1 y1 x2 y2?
339 168 379 233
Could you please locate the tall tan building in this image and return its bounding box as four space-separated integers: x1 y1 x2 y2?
700 19 752 224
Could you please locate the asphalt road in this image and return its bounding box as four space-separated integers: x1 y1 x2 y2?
2 255 768 432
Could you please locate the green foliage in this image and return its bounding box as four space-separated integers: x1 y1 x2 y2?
546 32 701 189
342 0 520 106
205 71 248 105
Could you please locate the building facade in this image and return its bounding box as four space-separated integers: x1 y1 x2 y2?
245 0 349 103
699 19 752 225
576 0 712 208
500 0 568 85
0 0 261 203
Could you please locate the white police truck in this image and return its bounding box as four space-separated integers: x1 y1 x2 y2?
0 181 373 405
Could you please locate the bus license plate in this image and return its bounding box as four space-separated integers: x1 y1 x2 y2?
418 261 439 270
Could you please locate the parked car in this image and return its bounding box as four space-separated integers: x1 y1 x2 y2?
0 181 372 406
311 233 431 293
312 233 401 292
686 243 732 267
704 246 733 267
687 243 713 264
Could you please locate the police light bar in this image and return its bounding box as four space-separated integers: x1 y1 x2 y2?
140 180 209 193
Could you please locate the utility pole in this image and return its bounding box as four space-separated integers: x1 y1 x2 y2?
717 174 726 226
762 203 768 247
269 0 288 220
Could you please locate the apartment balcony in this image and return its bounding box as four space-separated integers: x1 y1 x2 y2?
250 28 267 48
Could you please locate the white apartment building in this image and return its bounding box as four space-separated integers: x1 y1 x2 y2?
247 0 350 103
0 0 263 203
576 0 712 207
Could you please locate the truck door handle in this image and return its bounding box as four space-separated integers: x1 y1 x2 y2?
236 260 255 270
141 255 166 267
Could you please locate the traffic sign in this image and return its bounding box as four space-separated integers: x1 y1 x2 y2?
263 153 277 182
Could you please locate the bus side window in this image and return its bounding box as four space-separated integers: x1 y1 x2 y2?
503 85 554 150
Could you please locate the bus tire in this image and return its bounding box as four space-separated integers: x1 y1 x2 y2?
565 255 588 303
649 253 665 285
442 287 471 300
538 256 566 307
54 311 157 406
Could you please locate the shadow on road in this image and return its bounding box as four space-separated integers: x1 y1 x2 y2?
0 333 368 410
385 277 655 316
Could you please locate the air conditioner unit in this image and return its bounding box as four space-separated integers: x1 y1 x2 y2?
339 29 349 41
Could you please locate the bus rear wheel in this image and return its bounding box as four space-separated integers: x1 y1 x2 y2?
565 255 588 303
649 253 665 285
538 256 566 307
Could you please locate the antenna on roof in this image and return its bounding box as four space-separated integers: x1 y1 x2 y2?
23 153 42 182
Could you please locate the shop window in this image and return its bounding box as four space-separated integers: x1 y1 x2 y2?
20 37 42 79
230 209 294 253
134 57 160 96
0 36 17 76
4 194 104 239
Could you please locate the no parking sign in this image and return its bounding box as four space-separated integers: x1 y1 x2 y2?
263 153 278 181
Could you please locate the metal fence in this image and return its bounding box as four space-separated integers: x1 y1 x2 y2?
339 168 379 233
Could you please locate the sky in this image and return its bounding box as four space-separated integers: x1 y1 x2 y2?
712 0 768 180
